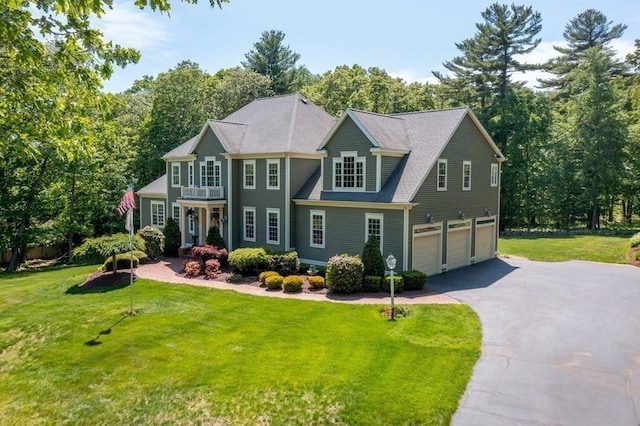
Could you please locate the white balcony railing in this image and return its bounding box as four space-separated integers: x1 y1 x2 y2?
181 186 225 200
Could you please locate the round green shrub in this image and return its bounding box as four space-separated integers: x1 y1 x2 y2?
74 233 145 262
325 254 364 294
102 253 139 272
206 226 227 248
401 270 427 290
283 275 303 293
631 232 640 248
137 226 164 259
259 270 280 284
130 250 148 263
265 251 300 276
382 274 404 293
362 275 382 292
228 247 268 274
265 274 284 290
307 275 325 289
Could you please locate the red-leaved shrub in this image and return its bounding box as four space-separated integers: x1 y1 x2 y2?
204 259 221 279
184 260 202 278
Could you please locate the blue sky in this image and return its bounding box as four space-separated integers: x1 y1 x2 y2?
98 0 640 93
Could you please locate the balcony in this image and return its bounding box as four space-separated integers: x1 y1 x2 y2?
181 186 225 200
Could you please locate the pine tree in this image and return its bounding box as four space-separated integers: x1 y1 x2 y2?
362 234 385 277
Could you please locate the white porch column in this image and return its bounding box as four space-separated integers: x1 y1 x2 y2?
206 207 211 239
181 206 187 247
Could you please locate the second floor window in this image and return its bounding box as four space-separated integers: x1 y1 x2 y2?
171 163 180 187
490 163 498 187
188 162 194 187
462 161 471 191
267 159 280 190
333 151 365 190
437 159 447 191
200 157 221 187
243 160 255 189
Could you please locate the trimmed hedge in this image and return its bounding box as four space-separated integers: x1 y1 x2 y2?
228 247 267 274
130 250 148 263
382 274 404 293
307 275 325 289
102 253 139 272
401 270 427 290
137 226 164 259
259 271 280 285
204 259 221 279
326 254 364 294
74 233 145 262
362 275 382 292
283 275 303 293
631 232 640 248
266 251 300 276
192 244 228 266
183 260 202 277
265 274 284 290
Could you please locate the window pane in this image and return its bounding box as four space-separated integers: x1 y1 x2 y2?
312 214 323 245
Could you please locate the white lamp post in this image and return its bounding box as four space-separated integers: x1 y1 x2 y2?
386 253 396 320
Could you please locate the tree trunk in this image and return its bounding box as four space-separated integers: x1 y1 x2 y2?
67 172 77 264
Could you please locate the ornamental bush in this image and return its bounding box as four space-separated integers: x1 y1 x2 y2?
325 254 364 294
283 275 303 293
137 226 164 259
259 270 280 285
307 275 325 289
163 217 181 257
362 234 385 277
631 232 640 248
102 253 139 272
228 247 267 274
73 233 145 262
192 244 229 265
206 226 226 249
401 270 427 291
265 251 300 276
183 260 202 278
265 274 284 290
362 275 382 292
382 274 404 293
204 259 221 279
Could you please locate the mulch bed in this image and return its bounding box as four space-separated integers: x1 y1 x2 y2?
67 269 135 294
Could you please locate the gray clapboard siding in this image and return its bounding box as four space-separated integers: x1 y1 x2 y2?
288 158 321 250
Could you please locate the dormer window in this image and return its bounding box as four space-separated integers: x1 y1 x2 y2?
333 151 365 191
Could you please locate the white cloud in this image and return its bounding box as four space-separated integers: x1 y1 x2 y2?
94 1 172 51
388 68 440 85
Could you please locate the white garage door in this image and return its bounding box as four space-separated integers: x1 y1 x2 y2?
474 217 496 263
447 220 471 271
412 223 442 276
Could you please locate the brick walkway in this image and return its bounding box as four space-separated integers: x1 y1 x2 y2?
135 258 459 305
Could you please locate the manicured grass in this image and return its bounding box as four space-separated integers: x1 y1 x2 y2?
499 234 631 264
0 266 481 425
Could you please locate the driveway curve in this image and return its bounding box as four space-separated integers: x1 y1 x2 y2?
428 257 640 425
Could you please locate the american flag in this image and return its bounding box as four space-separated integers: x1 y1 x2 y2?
117 183 136 216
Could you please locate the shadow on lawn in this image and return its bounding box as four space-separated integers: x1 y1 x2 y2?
85 314 129 346
66 271 133 295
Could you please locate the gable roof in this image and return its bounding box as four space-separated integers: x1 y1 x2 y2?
168 94 334 158
307 106 505 204
136 174 167 198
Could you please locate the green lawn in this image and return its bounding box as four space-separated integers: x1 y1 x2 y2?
0 266 481 425
499 234 631 263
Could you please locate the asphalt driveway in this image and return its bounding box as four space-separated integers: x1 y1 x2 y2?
428 257 640 425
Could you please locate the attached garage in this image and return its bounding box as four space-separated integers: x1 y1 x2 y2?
474 216 496 263
412 223 443 276
446 219 472 271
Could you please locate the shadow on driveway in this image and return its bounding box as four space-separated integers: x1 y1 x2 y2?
427 257 519 292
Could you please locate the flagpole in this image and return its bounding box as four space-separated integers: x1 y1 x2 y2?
128 207 134 315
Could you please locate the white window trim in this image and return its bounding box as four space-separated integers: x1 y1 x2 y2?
150 200 165 228
243 160 256 189
462 160 472 191
171 162 181 188
171 202 181 229
437 159 447 191
266 159 280 190
243 207 256 242
332 151 366 192
266 208 280 245
309 210 325 249
490 163 498 187
188 214 195 234
365 212 384 253
200 156 221 188
188 162 194 187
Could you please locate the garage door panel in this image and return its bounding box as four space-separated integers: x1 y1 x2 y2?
447 227 470 271
413 234 440 276
475 225 495 263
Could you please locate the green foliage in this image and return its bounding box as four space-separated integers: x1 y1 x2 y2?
228 247 267 274
362 234 385 277
259 271 281 285
130 250 148 263
635 251 640 262
73 234 145 262
631 233 640 248
205 226 226 248
282 275 303 293
137 226 164 259
265 251 299 276
265 274 284 290
210 67 274 118
183 260 202 278
383 274 404 294
362 275 382 292
307 275 325 289
325 254 364 294
401 270 427 291
163 217 181 257
102 253 139 272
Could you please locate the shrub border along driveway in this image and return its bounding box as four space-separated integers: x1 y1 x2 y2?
428 257 640 425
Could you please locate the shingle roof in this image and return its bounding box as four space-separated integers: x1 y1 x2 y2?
162 135 197 160
137 174 167 197
305 106 503 204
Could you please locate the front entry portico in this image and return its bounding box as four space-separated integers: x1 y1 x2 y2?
177 200 227 247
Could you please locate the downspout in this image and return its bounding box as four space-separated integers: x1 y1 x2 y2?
285 156 291 250
227 156 233 250
403 206 409 271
